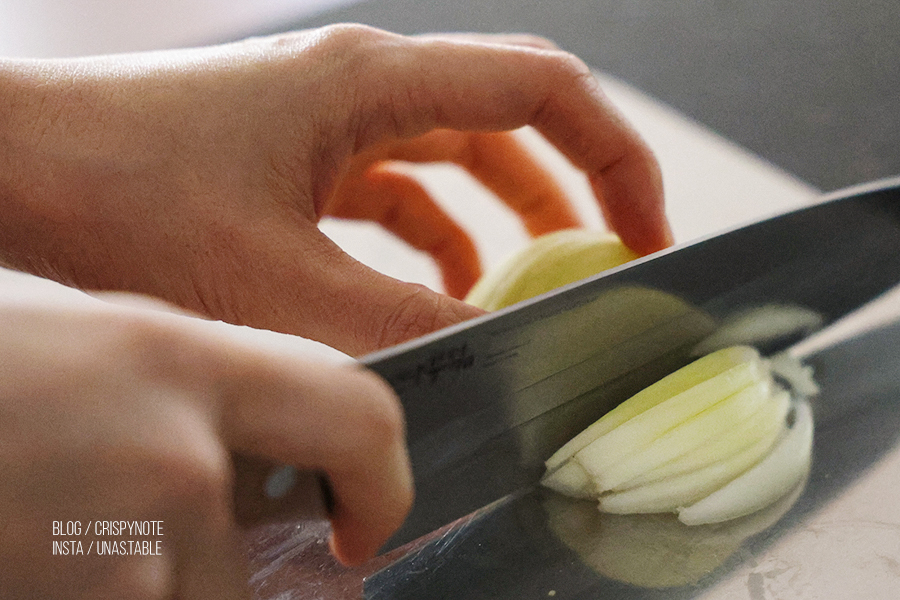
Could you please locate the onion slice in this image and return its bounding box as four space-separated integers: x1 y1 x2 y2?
677 399 814 525
573 353 766 481
595 378 773 492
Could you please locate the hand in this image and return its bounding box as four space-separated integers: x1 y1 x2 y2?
0 25 670 356
0 290 412 599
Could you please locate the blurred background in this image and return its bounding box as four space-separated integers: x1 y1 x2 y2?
1 0 898 193
0 0 364 57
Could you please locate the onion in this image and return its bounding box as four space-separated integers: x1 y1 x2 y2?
465 229 638 311
542 346 815 524
544 346 760 473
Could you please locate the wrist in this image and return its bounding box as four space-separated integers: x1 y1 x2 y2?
0 61 50 272
0 59 89 278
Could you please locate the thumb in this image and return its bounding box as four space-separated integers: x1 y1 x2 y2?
320 253 486 356
235 226 485 357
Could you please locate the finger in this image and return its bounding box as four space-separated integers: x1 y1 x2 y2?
344 130 582 238
457 132 583 236
416 32 561 51
140 395 249 600
220 356 415 564
354 33 673 254
328 163 482 298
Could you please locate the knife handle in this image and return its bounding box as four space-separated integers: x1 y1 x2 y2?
232 453 333 527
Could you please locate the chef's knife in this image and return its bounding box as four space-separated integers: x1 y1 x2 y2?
359 178 900 551
233 178 900 552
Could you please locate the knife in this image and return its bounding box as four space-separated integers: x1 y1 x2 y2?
234 178 900 552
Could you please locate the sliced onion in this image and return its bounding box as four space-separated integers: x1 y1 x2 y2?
678 399 814 525
595 378 773 492
541 344 815 526
598 390 789 514
573 352 766 480
545 346 759 472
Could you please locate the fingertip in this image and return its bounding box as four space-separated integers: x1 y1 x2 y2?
328 532 363 566
326 461 413 566
657 220 676 250
327 517 389 567
613 221 673 257
592 149 672 256
330 482 413 567
625 216 675 255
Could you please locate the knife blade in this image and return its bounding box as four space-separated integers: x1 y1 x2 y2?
361 317 900 599
231 179 900 549
359 178 900 551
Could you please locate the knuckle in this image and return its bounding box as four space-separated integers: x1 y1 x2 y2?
528 50 601 129
119 314 216 383
265 23 385 55
138 414 230 509
353 370 406 442
544 49 596 86
373 285 450 350
157 444 231 508
511 33 561 51
267 24 392 97
122 316 174 359
316 23 390 48
289 24 401 148
308 23 393 78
